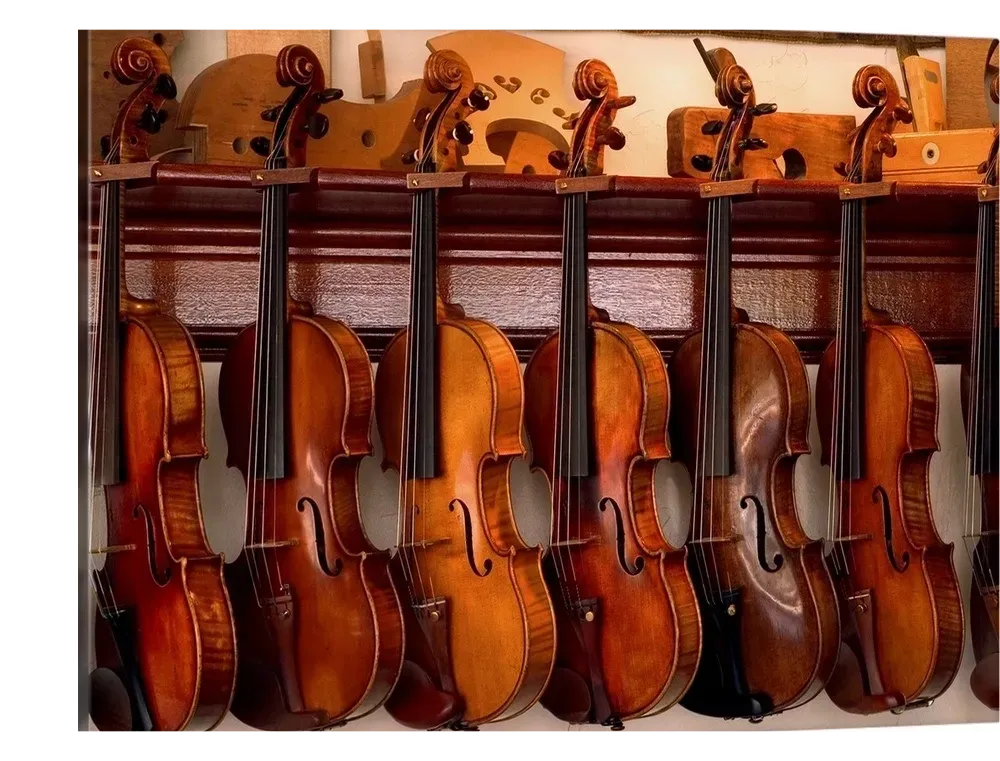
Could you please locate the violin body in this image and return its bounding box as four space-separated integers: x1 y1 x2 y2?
670 319 840 717
524 320 701 724
376 311 556 728
817 322 964 711
219 313 404 729
95 307 237 731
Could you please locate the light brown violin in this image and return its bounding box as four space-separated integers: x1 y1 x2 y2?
375 49 556 730
218 45 404 730
87 36 236 731
817 65 964 714
523 59 701 729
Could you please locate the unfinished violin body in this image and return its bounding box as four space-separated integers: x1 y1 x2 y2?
218 45 403 730
375 50 556 730
89 37 236 732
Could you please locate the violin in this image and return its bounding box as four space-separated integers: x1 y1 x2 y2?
963 64 998 711
375 49 557 730
218 45 404 730
817 65 964 714
87 37 236 731
669 50 840 721
523 60 701 729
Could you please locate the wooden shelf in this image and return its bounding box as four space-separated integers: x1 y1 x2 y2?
88 165 982 363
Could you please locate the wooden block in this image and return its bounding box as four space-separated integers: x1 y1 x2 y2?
89 162 157 183
407 172 467 190
901 56 945 132
840 182 894 200
667 107 855 181
883 128 994 183
88 31 185 164
226 30 331 76
980 186 999 203
555 175 614 195
945 38 996 130
359 32 386 101
250 167 318 186
701 179 757 198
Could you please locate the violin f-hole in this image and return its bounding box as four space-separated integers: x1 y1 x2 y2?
133 504 171 586
740 495 783 573
449 499 493 577
296 497 343 577
873 486 910 573
598 497 645 576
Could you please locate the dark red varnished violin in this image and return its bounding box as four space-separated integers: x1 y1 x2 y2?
523 59 702 729
818 65 964 714
669 47 840 721
218 45 404 730
87 36 236 731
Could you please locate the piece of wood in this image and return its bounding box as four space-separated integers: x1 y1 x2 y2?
88 168 979 365
667 107 856 181
226 30 330 76
901 56 945 132
700 179 757 198
406 172 467 190
175 54 436 171
980 186 999 202
250 167 318 186
946 38 997 130
840 182 893 200
88 31 184 164
883 128 995 183
554 175 615 195
359 31 386 102
427 31 573 172
89 162 157 183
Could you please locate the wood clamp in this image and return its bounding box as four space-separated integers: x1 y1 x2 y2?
700 179 757 199
555 175 615 195
89 162 158 184
406 172 467 190
839 181 895 201
250 167 320 187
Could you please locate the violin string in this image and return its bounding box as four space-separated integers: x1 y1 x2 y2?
705 193 727 601
568 186 582 604
423 185 441 607
962 201 984 595
270 173 288 599
982 197 998 595
826 196 848 578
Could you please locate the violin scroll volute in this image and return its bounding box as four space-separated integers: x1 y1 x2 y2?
109 37 175 165
709 62 776 182
267 44 337 168
845 65 913 183
417 50 488 172
551 59 635 177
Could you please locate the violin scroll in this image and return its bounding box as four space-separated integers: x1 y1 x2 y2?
416 50 488 173
708 60 776 182
266 45 332 167
845 65 913 184
552 59 635 177
108 37 175 165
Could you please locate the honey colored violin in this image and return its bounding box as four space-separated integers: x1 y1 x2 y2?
218 45 404 730
523 60 701 729
817 65 964 714
375 49 556 730
963 65 998 711
669 49 840 721
87 37 236 731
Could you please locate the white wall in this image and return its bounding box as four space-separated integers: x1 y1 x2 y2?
117 31 995 731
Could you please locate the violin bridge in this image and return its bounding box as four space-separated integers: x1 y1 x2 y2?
689 535 741 545
831 533 873 543
90 543 137 555
398 538 451 549
963 530 999 538
246 539 299 550
413 597 448 622
550 538 594 548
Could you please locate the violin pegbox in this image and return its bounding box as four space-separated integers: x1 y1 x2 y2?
708 63 776 182
415 50 489 173
838 65 913 183
550 59 635 177
108 37 176 164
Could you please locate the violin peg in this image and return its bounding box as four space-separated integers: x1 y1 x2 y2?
260 106 280 122
250 136 271 157
154 73 177 100
465 88 491 112
304 113 329 140
893 103 914 124
691 154 714 172
138 103 165 134
613 95 636 110
548 150 570 171
877 134 897 158
317 87 344 104
99 135 111 160
751 103 778 117
701 120 724 135
834 161 849 177
401 149 418 165
978 159 989 174
602 126 626 151
451 120 474 146
739 137 768 151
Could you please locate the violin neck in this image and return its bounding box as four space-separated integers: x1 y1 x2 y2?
697 195 734 478
403 186 439 480
91 179 125 487
833 198 867 482
554 190 592 480
250 180 289 480
970 198 998 477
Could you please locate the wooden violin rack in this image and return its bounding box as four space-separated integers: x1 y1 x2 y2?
87 165 981 362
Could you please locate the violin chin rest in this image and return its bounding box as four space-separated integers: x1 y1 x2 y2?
540 666 593 724
970 653 999 710
385 660 463 730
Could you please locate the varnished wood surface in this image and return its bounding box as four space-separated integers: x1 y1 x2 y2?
817 325 965 710
218 316 404 729
87 168 981 363
375 318 557 727
523 323 701 723
670 322 840 716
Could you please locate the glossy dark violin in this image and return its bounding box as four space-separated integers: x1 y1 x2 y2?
523 59 701 729
964 63 998 711
669 48 840 721
87 36 236 731
375 49 556 730
817 65 964 714
218 45 404 730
